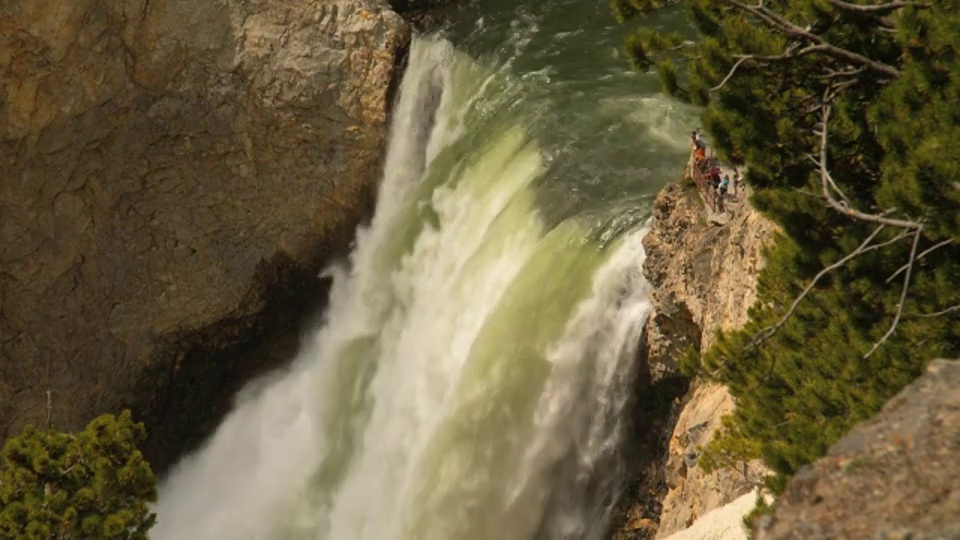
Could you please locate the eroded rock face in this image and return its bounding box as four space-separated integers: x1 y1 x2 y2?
642 178 775 539
0 0 409 468
641 179 773 379
755 359 960 540
616 167 776 539
656 380 772 538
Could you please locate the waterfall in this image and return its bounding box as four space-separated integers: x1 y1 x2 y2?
153 36 655 540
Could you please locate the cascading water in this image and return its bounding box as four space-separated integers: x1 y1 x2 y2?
155 3 699 538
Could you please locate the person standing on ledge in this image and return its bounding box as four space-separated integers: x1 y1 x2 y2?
719 173 730 213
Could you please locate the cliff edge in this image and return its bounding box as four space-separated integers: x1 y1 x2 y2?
618 165 776 538
0 0 409 468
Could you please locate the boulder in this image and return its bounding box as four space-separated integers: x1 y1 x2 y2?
756 359 960 540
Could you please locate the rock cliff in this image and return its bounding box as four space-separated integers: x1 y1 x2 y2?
645 177 775 538
620 161 960 540
617 167 776 538
0 0 409 469
755 358 960 540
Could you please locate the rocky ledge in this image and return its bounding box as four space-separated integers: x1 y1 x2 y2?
756 358 960 540
0 0 409 470
617 164 776 539
620 161 959 540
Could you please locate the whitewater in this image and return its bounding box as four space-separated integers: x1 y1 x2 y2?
151 30 702 539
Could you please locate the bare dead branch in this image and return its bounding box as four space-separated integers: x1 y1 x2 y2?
824 0 930 14
722 0 901 77
886 238 954 283
806 152 851 206
819 105 922 230
790 187 829 200
865 225 923 357
913 303 960 318
820 66 866 79
712 44 833 92
728 224 912 384
749 223 908 348
825 77 860 100
711 56 754 92
816 104 931 358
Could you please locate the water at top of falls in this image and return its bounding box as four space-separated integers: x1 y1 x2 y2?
154 3 699 538
432 0 699 229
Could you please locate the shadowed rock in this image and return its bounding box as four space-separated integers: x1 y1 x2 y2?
0 0 409 470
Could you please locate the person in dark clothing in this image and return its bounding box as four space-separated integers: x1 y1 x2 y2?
711 173 727 213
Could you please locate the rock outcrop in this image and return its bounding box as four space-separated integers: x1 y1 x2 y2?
641 179 773 378
755 358 960 540
644 178 775 538
0 0 409 469
617 168 776 539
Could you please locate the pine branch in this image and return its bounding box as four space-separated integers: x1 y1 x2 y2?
749 224 908 350
712 44 829 92
738 103 925 365
721 0 901 77
818 105 921 230
865 225 923 357
818 103 929 358
886 238 954 283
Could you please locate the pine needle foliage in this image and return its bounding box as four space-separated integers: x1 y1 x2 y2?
618 0 960 490
0 411 157 539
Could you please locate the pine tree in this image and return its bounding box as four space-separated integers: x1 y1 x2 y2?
0 411 157 539
619 0 960 490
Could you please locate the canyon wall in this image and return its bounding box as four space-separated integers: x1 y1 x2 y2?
618 170 776 539
0 0 409 469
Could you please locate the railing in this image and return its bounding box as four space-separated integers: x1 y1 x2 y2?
688 144 717 212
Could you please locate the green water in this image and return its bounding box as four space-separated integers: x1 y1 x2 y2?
433 0 699 225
